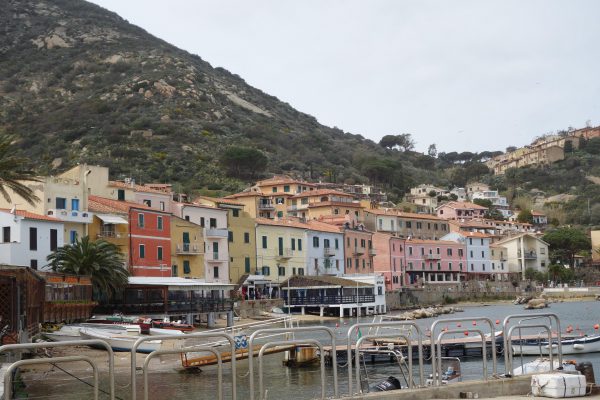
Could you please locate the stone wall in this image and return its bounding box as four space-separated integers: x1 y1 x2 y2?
234 298 284 318
386 281 525 310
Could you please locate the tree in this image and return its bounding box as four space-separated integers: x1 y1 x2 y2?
427 144 438 158
506 146 517 153
473 198 492 208
516 209 533 224
543 227 591 268
47 236 129 298
485 208 505 221
0 133 41 206
378 134 415 152
220 146 268 180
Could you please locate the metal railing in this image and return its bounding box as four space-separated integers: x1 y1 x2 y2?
430 317 497 386
285 295 375 306
502 313 562 376
247 326 338 400
506 323 553 377
4 356 99 400
436 329 487 383
0 340 115 400
130 332 237 400
346 321 424 395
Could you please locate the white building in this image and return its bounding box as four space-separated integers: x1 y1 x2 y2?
450 187 467 202
494 233 551 280
305 220 345 277
343 274 386 314
0 209 64 270
441 231 494 278
471 190 512 219
173 202 230 283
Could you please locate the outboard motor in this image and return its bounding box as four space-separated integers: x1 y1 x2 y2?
370 376 401 392
575 361 595 384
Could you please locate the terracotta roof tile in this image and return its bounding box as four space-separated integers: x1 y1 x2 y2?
109 181 169 195
405 238 463 245
89 195 157 213
255 217 310 230
438 201 488 210
194 196 245 207
364 209 443 220
0 209 60 222
291 189 353 199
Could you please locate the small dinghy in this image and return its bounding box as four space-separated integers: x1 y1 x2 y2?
512 334 600 355
79 327 162 353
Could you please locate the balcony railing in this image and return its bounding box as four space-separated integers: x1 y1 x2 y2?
353 246 366 256
176 243 202 255
369 248 377 256
284 295 376 306
47 209 93 223
323 247 335 257
518 250 537 259
258 202 275 210
205 228 228 238
207 252 227 262
277 248 293 260
93 298 234 315
424 254 441 260
96 230 123 239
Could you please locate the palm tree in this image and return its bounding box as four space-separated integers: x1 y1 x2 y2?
0 133 40 206
47 236 130 298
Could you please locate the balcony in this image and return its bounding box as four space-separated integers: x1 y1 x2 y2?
258 201 275 211
205 228 228 238
323 247 335 257
207 252 227 262
353 246 366 256
277 248 293 260
424 254 441 260
96 230 123 239
285 295 376 306
47 209 93 223
369 248 377 256
518 250 537 260
176 243 203 255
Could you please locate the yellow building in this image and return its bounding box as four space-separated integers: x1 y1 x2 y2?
255 218 308 285
87 198 130 264
170 215 205 278
195 196 257 284
253 175 316 195
287 189 364 221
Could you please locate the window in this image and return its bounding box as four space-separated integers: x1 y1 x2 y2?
378 219 383 229
262 236 268 249
355 258 359 268
278 237 283 255
244 232 250 243
313 236 319 247
139 244 145 258
277 211 283 218
437 262 441 270
200 217 205 227
362 259 366 269
117 189 125 201
284 185 290 192
245 257 251 273
481 251 485 258
470 250 473 258
70 230 77 244
50 229 58 251
160 201 165 211
272 187 277 193
447 248 452 256
298 268 304 276
138 213 145 228
30 259 38 270
214 266 219 278
228 231 233 242
261 266 270 275
416 222 422 229
278 266 285 276
448 262 452 270
298 239 302 251
469 238 473 245
143 199 152 207
406 221 412 229
185 215 190 221
324 238 330 248
540 248 546 255
172 264 178 276
347 258 351 268
292 267 297 275
458 249 463 257
71 198 80 211
480 239 484 245
360 239 366 247
336 260 340 270
291 238 296 250
2 226 10 243
471 264 474 271
232 209 239 217
427 223 431 230
335 238 339 249
157 246 163 260
210 218 217 228
420 247 425 255
29 227 37 250
436 247 440 254
55 197 66 209
157 216 163 230
408 247 413 255
482 264 486 271
183 260 191 274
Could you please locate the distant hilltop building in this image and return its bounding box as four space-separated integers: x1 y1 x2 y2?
486 125 600 175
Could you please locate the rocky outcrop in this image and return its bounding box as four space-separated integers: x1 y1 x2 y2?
390 306 464 320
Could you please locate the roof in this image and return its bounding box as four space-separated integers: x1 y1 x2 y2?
364 208 443 220
128 277 235 290
255 175 317 187
438 201 488 210
449 219 493 229
194 196 245 207
225 191 263 199
531 210 546 216
89 195 158 213
255 217 310 230
308 201 362 209
494 233 549 246
305 219 344 234
109 180 170 195
291 189 353 199
280 275 373 289
405 238 463 245
0 208 60 222
460 231 494 238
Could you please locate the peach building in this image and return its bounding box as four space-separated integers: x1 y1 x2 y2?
372 232 405 291
404 239 466 285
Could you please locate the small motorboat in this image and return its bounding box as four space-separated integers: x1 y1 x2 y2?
43 325 83 342
152 319 194 332
79 327 162 353
512 334 600 355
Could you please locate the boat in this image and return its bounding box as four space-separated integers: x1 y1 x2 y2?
149 327 185 336
512 358 578 375
86 315 152 333
43 325 83 342
79 327 162 353
512 334 600 355
151 319 194 332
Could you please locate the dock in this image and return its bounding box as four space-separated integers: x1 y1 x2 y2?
180 344 296 368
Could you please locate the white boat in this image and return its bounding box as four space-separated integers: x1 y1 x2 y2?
149 327 185 336
44 325 83 342
79 327 162 353
512 334 600 355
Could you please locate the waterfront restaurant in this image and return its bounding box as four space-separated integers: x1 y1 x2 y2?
93 277 236 326
280 275 383 317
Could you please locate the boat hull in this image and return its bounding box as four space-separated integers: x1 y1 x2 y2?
512 335 600 355
79 328 162 353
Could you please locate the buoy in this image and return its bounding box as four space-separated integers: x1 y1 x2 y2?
593 324 599 330
464 331 469 336
576 325 580 330
457 323 462 327
574 343 585 350
335 323 339 328
495 319 500 325
472 321 477 326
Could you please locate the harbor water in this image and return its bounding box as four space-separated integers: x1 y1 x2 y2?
18 300 600 399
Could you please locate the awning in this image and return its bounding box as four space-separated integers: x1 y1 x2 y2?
97 214 128 225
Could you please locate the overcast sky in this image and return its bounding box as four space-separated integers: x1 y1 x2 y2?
89 0 600 153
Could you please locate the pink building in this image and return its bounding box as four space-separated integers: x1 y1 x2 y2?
436 201 487 221
372 232 405 291
404 239 466 285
